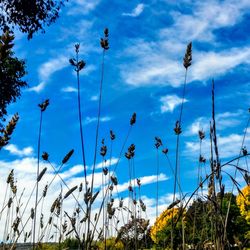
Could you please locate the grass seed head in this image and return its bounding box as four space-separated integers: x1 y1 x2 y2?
30 208 34 219
183 42 192 69
162 148 168 154
111 175 118 185
110 130 115 140
154 136 162 149
42 152 49 161
100 144 107 157
100 28 109 50
64 185 78 199
102 167 108 175
62 149 74 164
130 112 136 125
242 146 248 156
198 130 205 140
43 184 48 197
37 167 47 182
174 120 182 135
38 99 49 112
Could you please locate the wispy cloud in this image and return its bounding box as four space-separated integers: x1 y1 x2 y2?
186 110 244 136
191 47 250 82
27 81 46 93
85 116 112 125
39 55 68 82
4 144 34 157
66 0 100 16
120 0 250 87
116 173 169 193
185 133 250 159
29 56 69 93
121 41 250 87
160 95 187 113
122 4 145 17
161 0 250 42
61 86 78 93
90 95 98 101
95 157 118 169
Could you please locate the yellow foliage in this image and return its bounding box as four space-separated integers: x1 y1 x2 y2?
236 184 250 224
97 237 124 250
150 207 184 243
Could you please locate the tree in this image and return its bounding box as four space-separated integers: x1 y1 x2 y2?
150 207 184 249
0 31 26 126
185 193 250 248
116 218 151 249
0 0 67 39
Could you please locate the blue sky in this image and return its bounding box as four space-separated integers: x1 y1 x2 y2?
0 0 250 236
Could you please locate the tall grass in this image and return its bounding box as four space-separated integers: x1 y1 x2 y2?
0 28 248 250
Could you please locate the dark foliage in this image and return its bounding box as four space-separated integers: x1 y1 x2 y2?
116 218 152 249
0 0 67 39
185 194 249 248
0 31 26 127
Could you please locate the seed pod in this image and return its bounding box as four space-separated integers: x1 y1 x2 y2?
62 149 74 164
111 176 118 186
168 199 180 209
130 112 136 125
38 99 49 112
69 58 77 66
43 184 48 197
242 146 248 156
7 169 14 184
136 178 141 187
8 197 12 208
48 216 52 224
174 121 182 135
64 186 78 199
155 136 162 149
102 167 108 176
31 208 34 219
162 148 168 154
90 191 100 204
79 183 83 192
42 152 49 161
100 145 107 157
183 42 192 69
37 167 47 182
110 130 115 140
198 130 205 140
119 198 123 208
199 155 206 163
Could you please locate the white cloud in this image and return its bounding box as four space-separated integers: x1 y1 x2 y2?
66 0 100 15
29 56 69 93
121 41 250 87
120 0 250 87
116 173 169 193
161 0 250 42
186 110 244 136
85 116 112 125
27 82 46 93
191 47 250 82
90 95 98 101
39 55 68 82
185 133 250 159
122 4 145 17
61 86 78 93
160 95 187 113
4 144 34 157
95 157 118 169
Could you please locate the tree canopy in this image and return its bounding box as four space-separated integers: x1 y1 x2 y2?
0 0 67 39
0 31 26 125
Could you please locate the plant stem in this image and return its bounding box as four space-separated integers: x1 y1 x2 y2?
33 110 43 249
